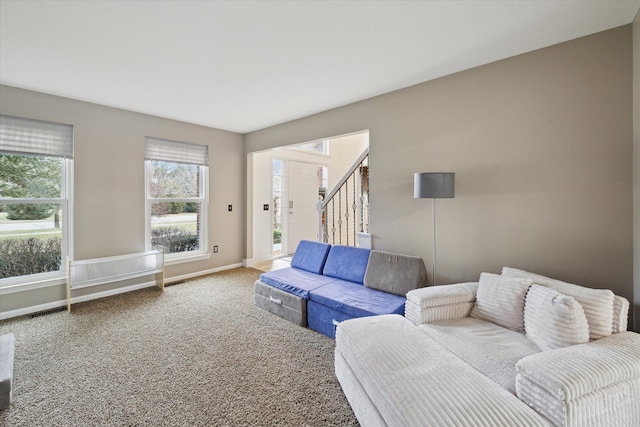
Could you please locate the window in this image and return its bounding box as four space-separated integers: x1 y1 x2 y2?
0 115 73 285
294 139 329 154
145 137 208 260
272 159 285 254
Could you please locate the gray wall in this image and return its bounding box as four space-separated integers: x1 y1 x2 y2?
246 27 635 328
1 85 245 314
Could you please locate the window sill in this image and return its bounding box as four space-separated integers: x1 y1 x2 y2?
0 274 67 295
164 252 212 266
0 252 214 293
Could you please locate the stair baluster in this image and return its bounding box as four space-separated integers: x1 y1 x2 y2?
318 148 369 247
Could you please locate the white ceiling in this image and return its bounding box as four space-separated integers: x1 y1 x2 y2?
1 1 639 134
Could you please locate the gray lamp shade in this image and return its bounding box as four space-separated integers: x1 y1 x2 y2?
414 172 455 199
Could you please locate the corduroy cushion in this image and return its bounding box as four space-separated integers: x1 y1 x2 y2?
470 273 532 333
612 295 630 333
524 284 589 351
502 267 614 340
515 332 640 427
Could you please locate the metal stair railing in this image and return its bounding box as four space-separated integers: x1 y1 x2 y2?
317 148 369 246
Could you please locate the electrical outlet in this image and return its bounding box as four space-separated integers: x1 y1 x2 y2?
228 205 232 212
263 204 269 211
213 245 218 253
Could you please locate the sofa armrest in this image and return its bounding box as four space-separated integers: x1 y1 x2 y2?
405 282 478 325
516 331 640 427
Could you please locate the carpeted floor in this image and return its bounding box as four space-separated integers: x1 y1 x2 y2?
0 268 359 426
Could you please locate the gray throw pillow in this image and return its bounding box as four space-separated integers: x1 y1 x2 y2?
363 250 427 296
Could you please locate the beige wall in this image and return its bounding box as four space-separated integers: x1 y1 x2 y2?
246 27 635 327
1 26 635 328
327 132 369 190
1 85 245 314
250 150 275 263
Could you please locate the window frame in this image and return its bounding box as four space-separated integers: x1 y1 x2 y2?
144 158 209 264
291 139 329 155
0 156 73 291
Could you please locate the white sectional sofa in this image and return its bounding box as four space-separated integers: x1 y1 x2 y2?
335 267 640 426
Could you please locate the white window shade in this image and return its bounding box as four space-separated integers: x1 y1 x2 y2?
0 115 73 158
145 136 208 166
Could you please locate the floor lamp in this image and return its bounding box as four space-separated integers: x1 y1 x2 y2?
414 172 455 286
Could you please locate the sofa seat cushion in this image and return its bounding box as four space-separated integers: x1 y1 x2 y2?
419 317 541 394
254 280 308 326
307 301 355 339
259 267 336 300
309 280 406 318
322 245 371 284
290 240 331 274
335 315 549 426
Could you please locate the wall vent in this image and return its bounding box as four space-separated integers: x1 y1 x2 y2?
164 280 185 287
31 306 66 318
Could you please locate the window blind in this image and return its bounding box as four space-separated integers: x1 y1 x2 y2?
0 115 74 158
145 137 208 166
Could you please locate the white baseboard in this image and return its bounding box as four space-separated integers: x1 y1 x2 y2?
0 280 158 320
165 263 244 283
0 262 246 320
243 255 274 267
0 299 68 320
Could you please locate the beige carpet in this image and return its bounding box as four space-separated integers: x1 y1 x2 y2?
0 268 359 426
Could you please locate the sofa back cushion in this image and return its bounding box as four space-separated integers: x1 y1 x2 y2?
612 295 630 333
470 273 532 333
322 245 370 284
524 284 589 351
502 267 614 340
290 240 331 274
363 250 427 296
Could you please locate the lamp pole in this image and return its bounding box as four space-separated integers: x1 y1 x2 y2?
414 172 455 287
432 197 437 286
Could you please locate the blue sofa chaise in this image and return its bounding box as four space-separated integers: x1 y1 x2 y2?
254 240 427 338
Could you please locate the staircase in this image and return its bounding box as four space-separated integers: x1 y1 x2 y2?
317 148 369 247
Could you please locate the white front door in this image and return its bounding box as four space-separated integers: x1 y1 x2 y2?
287 161 319 254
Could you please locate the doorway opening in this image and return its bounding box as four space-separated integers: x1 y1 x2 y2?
250 130 368 267
271 159 327 257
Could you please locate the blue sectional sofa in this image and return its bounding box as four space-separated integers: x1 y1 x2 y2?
254 240 427 338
